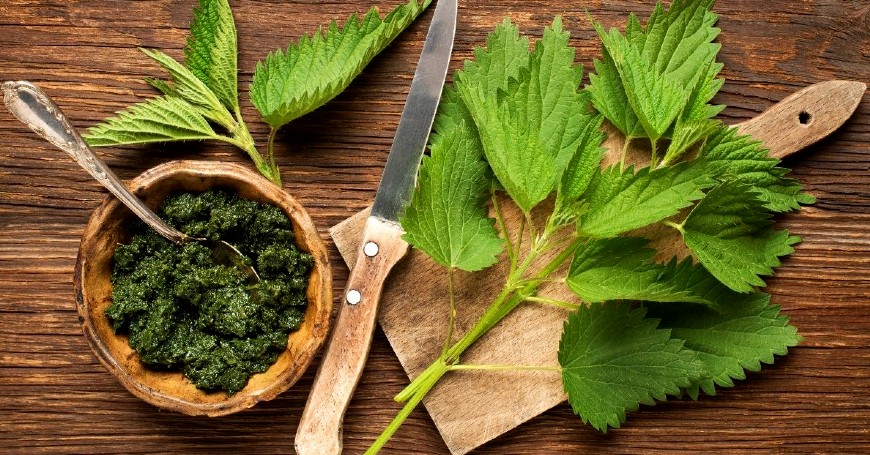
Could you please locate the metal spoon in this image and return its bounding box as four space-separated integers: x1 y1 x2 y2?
2 80 259 283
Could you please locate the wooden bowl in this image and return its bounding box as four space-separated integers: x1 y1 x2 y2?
73 160 332 417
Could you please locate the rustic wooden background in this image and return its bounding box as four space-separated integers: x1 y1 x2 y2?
1 1 868 453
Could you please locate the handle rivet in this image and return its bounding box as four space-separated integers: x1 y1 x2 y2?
364 241 379 257
346 289 362 305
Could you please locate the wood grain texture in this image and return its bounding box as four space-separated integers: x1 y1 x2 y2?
0 1 868 454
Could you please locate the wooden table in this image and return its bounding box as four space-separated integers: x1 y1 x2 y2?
1 1 868 453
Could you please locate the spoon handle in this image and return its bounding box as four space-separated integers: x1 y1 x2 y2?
2 81 188 244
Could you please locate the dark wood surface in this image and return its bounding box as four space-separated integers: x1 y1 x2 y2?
1 1 867 453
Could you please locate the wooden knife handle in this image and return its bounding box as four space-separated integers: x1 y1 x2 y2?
296 216 409 455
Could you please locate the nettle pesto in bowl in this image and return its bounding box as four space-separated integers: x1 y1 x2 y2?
74 161 332 417
108 189 313 394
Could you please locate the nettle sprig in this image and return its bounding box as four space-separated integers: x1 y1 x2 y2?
370 0 813 451
84 0 432 185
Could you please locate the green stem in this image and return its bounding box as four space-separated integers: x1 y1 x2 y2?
525 295 579 311
366 360 449 455
650 137 659 168
516 215 526 264
376 236 586 452
524 210 537 247
223 108 281 185
491 193 516 270
394 283 520 404
448 364 561 372
620 136 632 171
441 268 457 357
266 126 279 174
662 219 685 234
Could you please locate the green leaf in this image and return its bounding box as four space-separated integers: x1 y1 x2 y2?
587 48 644 138
663 117 721 165
140 48 236 130
145 77 177 97
250 0 431 129
567 237 736 309
400 117 503 272
556 113 606 211
568 238 693 304
456 19 531 100
184 0 240 112
681 181 800 292
559 303 704 432
647 293 801 399
587 0 722 146
84 96 219 146
662 59 725 165
452 20 540 213
680 60 725 123
699 125 815 212
579 162 715 238
457 18 590 213
595 23 689 141
513 17 588 174
637 0 720 92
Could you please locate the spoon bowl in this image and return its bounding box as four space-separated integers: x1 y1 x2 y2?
74 160 332 416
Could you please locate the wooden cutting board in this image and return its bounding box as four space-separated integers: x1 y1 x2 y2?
330 80 865 455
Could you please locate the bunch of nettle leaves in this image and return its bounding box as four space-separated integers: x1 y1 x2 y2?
85 0 432 184
374 0 811 451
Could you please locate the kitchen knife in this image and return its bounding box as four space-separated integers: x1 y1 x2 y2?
294 1 458 454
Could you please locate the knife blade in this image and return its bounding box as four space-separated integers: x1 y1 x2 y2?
295 1 458 454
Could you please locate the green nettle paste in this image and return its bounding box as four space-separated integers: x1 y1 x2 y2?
107 189 313 394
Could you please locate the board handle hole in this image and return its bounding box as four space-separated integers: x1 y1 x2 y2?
798 111 812 126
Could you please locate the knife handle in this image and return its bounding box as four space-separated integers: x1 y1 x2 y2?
296 216 409 455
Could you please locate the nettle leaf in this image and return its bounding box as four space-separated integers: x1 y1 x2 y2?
458 19 531 99
647 293 801 399
400 118 503 272
595 23 688 141
680 60 725 123
587 48 644 138
556 113 606 211
458 18 589 213
699 125 815 212
664 60 725 165
638 0 719 92
588 0 722 150
84 96 219 146
681 181 800 293
559 303 704 432
184 0 240 112
140 48 236 130
567 237 735 309
512 17 588 174
664 117 720 165
250 0 431 129
579 162 715 238
567 237 694 304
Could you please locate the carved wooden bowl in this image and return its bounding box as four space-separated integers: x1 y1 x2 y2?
73 160 332 417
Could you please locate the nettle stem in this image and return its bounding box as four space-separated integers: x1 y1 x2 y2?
448 364 561 372
371 227 585 452
222 111 282 186
620 136 633 171
525 295 579 310
266 126 279 175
